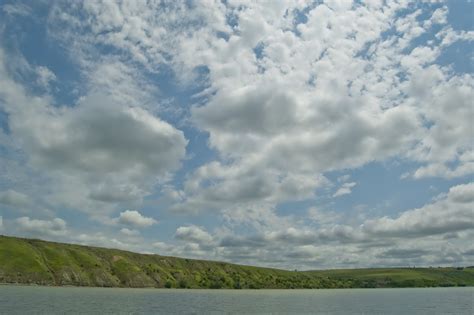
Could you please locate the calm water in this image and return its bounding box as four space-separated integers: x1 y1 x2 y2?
0 286 472 314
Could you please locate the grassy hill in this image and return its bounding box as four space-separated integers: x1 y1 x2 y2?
1 235 473 289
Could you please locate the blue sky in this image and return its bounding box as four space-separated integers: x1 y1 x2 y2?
0 0 473 269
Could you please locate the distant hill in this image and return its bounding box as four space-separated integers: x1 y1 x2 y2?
1 235 472 289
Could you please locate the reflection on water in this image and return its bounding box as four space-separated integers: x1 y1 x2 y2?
0 285 472 314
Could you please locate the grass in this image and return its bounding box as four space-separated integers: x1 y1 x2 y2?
1 235 473 288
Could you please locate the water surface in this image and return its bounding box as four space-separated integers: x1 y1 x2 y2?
0 285 472 314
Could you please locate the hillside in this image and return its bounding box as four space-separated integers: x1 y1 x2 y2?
1 235 473 289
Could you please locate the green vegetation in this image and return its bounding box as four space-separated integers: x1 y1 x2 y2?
1 235 473 289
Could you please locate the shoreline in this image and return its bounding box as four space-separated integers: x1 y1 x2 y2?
2 235 473 290
1 282 472 290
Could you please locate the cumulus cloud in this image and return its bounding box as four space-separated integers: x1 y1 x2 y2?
175 225 213 244
15 217 67 237
406 73 474 179
42 1 473 213
0 190 31 208
307 207 341 225
448 183 474 203
171 161 328 214
120 228 140 236
76 232 145 253
152 241 174 253
0 0 472 269
7 93 186 184
26 96 184 211
170 182 474 268
48 1 230 82
0 47 187 216
116 210 157 228
363 182 474 238
162 0 470 216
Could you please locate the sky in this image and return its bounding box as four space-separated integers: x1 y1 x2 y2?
0 0 473 270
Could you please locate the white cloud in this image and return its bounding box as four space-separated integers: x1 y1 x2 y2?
405 71 474 179
0 189 31 208
176 182 474 269
412 162 474 180
169 1 424 214
76 232 144 253
307 207 341 225
0 48 188 216
35 66 56 89
178 1 471 217
120 228 140 236
171 161 328 214
424 6 448 28
333 182 357 197
175 225 213 244
437 27 474 47
152 241 174 253
337 175 351 183
0 0 473 269
0 216 3 232
15 216 67 237
9 94 186 183
48 1 230 80
12 181 462 270
42 1 473 221
448 183 474 203
116 210 157 228
363 182 474 238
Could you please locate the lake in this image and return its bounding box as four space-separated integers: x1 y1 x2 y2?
0 286 472 314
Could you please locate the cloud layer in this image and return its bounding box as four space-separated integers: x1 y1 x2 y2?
0 0 472 269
